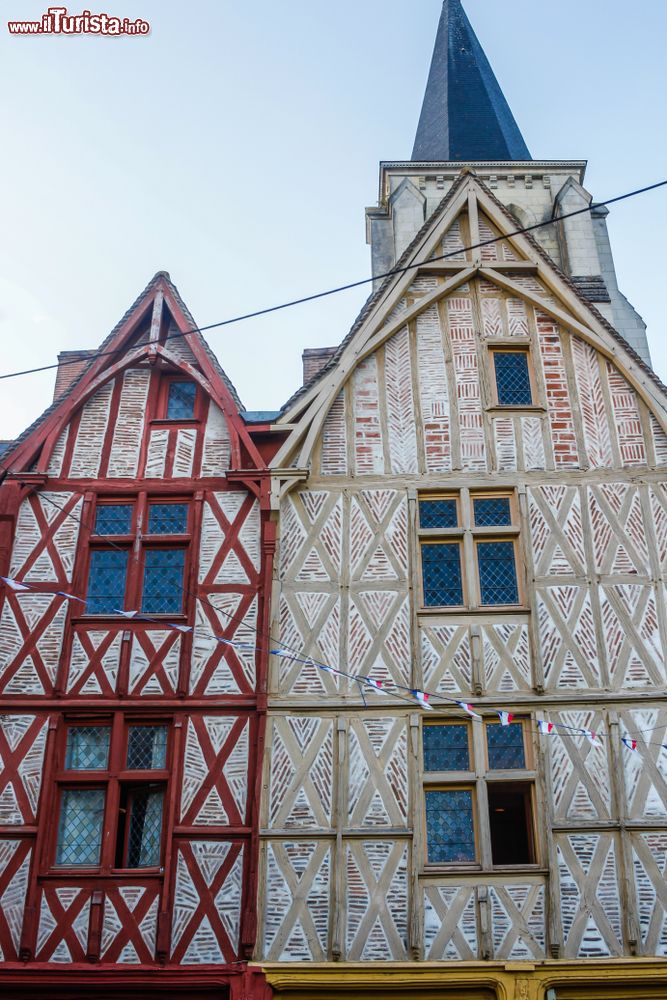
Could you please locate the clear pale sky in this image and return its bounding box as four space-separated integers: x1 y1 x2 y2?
1 0 666 439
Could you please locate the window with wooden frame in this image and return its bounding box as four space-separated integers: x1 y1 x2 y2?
422 719 536 868
490 347 535 407
418 491 522 609
157 377 200 422
85 496 191 616
53 717 170 871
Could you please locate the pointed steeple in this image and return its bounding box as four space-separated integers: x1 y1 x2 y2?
412 0 531 162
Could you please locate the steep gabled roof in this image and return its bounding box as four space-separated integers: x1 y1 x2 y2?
281 172 665 422
412 0 531 162
1 272 249 475
275 170 667 474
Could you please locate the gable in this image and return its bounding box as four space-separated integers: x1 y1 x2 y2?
274 174 667 476
3 274 263 478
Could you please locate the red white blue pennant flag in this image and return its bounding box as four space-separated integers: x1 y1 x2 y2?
458 702 482 719
412 690 433 710
498 711 514 726
1 576 31 592
365 677 387 694
622 738 638 752
538 720 555 735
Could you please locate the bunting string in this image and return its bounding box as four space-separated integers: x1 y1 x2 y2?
1 491 666 761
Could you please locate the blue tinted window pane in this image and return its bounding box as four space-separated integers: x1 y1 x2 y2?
422 543 463 607
478 541 519 605
141 549 185 614
494 352 532 406
167 382 196 419
87 549 128 614
487 723 526 769
126 788 163 867
127 726 168 769
473 497 512 527
419 499 458 529
423 725 470 771
65 727 110 770
94 504 133 535
148 503 188 535
426 789 475 863
56 789 105 866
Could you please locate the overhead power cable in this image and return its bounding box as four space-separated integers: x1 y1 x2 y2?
0 177 665 383
3 490 664 750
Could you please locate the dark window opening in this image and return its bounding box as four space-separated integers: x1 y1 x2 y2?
116 785 164 868
488 783 533 865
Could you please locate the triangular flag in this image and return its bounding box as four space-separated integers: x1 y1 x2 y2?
622 738 638 752
1 576 31 592
167 623 192 633
412 690 433 710
458 702 481 720
55 591 86 603
499 711 514 726
315 661 336 676
582 728 598 744
115 609 139 618
538 720 554 735
365 677 386 694
216 637 237 646
271 648 296 658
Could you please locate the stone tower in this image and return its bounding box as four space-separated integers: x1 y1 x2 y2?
366 0 650 366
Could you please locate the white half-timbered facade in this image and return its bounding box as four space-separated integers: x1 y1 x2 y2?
259 169 667 999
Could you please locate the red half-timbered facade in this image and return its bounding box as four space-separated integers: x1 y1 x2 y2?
0 273 275 1000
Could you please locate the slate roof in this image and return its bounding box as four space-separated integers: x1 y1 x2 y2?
1 272 244 473
412 0 531 162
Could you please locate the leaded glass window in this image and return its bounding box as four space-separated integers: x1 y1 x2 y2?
141 549 185 613
473 497 512 527
487 723 526 769
425 789 475 863
148 503 188 535
493 351 532 406
419 498 458 529
87 549 128 614
166 381 196 420
421 542 463 607
126 787 164 867
127 726 168 769
423 724 470 771
56 788 105 866
65 727 111 770
477 541 519 605
94 504 133 535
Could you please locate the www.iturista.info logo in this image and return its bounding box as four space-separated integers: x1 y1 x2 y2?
7 7 150 34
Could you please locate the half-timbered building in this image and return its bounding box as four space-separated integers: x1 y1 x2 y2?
257 2 667 999
0 273 275 1000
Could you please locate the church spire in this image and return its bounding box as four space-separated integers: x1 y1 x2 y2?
412 0 531 162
